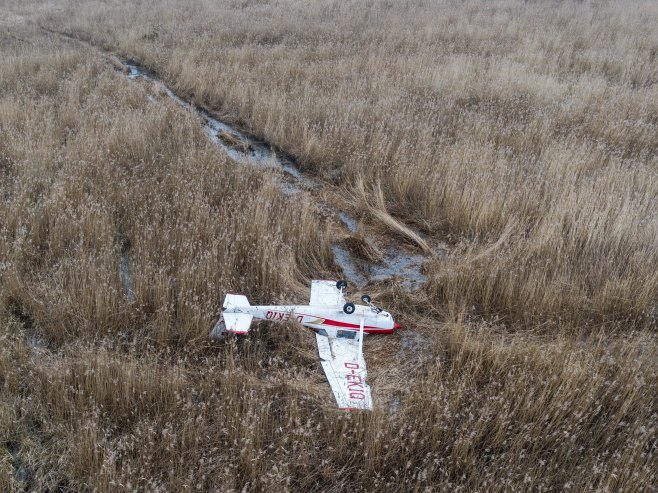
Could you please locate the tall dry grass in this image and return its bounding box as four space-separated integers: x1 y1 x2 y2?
36 0 658 330
0 32 333 347
0 1 657 491
2 309 656 491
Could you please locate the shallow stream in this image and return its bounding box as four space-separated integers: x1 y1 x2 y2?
123 60 429 291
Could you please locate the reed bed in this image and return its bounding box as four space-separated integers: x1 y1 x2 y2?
34 0 658 330
1 1 657 491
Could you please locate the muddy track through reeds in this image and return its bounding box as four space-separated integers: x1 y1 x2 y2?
41 26 446 299
121 59 441 293
6 440 33 491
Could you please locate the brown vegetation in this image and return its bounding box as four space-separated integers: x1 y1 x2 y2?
35 0 658 329
1 0 657 491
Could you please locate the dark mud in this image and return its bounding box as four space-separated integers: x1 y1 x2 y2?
7 440 33 489
119 240 135 302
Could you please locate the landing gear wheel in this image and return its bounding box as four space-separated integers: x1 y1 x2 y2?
336 280 348 290
361 295 372 304
343 302 355 314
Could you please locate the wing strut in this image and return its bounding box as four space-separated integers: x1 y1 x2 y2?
358 317 364 362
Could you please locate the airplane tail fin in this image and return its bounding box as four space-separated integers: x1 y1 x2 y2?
210 294 252 338
221 312 253 334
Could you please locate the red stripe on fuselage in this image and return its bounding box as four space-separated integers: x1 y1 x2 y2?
313 317 395 334
320 318 377 329
259 309 396 334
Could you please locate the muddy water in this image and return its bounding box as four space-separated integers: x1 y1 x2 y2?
13 307 42 354
126 63 311 193
331 244 426 289
331 244 368 287
7 441 30 485
335 212 426 288
373 249 427 289
122 60 429 291
119 241 135 301
338 212 358 233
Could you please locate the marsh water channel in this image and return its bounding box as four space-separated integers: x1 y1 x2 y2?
121 60 430 293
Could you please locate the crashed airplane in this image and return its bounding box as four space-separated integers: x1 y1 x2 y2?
210 280 401 410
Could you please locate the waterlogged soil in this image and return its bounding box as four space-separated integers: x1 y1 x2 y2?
119 240 135 302
126 62 313 195
11 304 42 354
7 440 31 487
122 60 434 291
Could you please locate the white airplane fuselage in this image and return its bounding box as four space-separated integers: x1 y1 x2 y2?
212 281 398 411
225 304 397 335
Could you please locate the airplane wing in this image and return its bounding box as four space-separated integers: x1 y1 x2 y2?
310 280 345 306
316 332 373 410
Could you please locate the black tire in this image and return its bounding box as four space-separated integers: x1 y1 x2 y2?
336 280 348 290
343 302 356 314
361 295 371 304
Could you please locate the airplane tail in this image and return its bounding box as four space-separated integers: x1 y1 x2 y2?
210 294 252 338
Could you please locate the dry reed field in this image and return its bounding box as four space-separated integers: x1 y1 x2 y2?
1 0 657 491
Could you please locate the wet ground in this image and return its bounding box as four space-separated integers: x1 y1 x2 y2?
123 60 434 292
119 239 135 302
7 440 31 487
